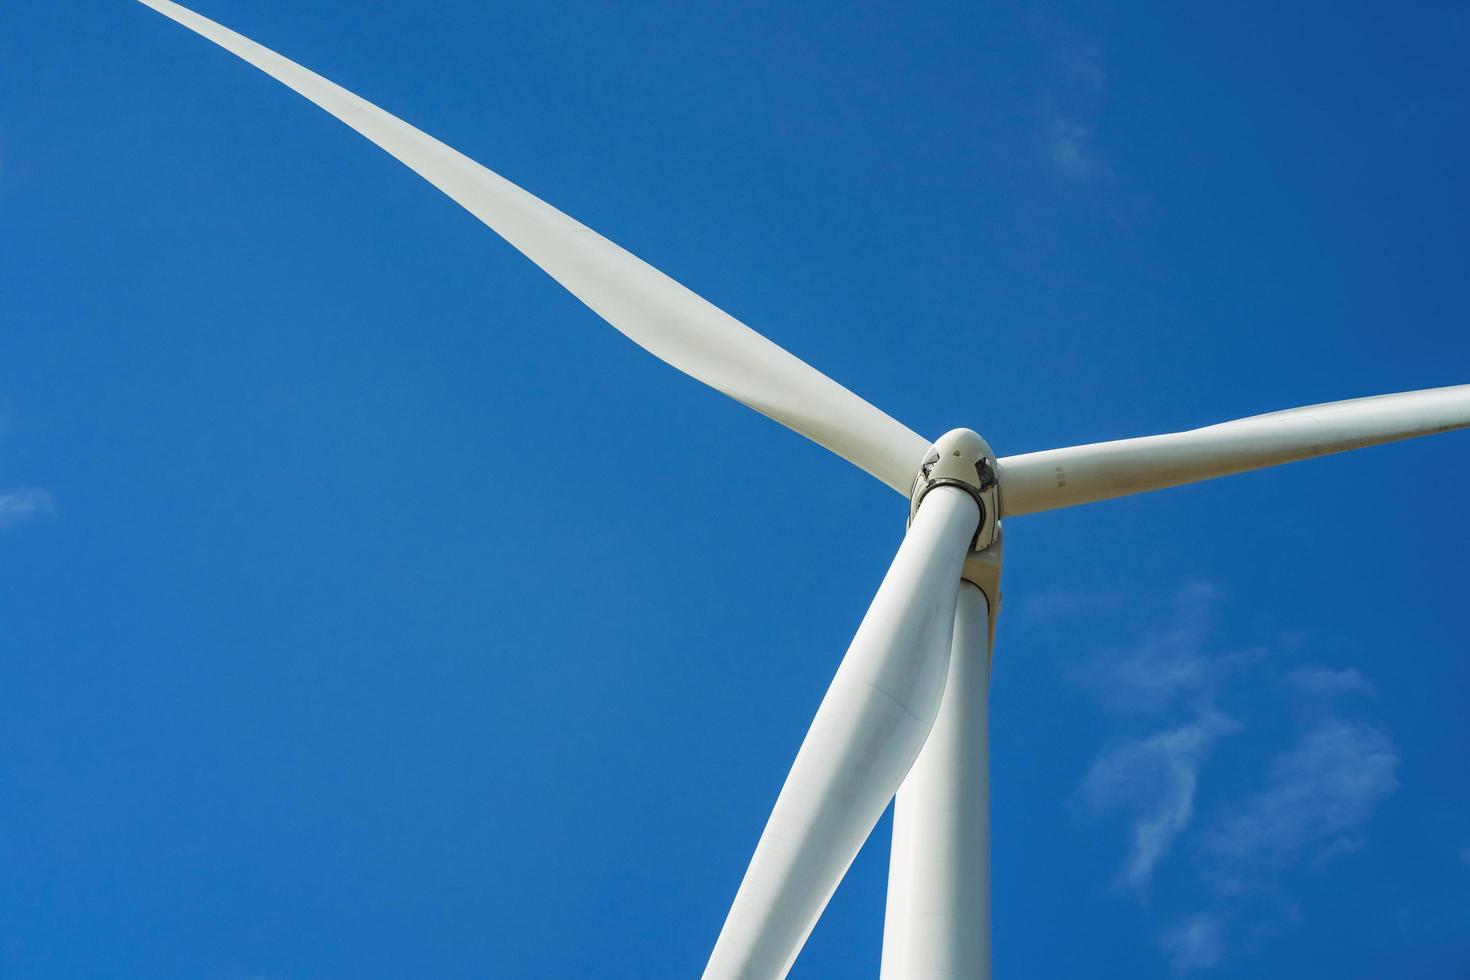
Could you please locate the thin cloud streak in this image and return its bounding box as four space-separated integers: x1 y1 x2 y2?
1074 582 1241 891
1047 115 1097 182
1283 666 1377 700
1082 711 1240 890
1159 913 1225 975
0 487 52 529
1077 580 1237 717
1029 18 1110 182
1068 581 1402 972
1206 721 1399 893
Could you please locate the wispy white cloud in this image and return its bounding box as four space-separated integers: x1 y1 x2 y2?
1055 37 1107 93
1159 913 1225 974
0 487 52 529
1073 582 1243 891
1206 721 1399 891
1308 833 1367 870
1282 666 1376 700
1047 115 1098 182
1459 842 1470 869
1071 581 1402 972
1102 628 1211 715
1029 18 1110 183
1017 587 1113 624
1078 580 1233 716
1395 901 1470 941
1082 711 1240 890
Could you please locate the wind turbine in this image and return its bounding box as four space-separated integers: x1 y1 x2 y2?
134 2 1469 977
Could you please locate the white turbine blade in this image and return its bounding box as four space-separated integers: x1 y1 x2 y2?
998 383 1470 517
135 0 931 494
881 581 992 980
705 486 980 980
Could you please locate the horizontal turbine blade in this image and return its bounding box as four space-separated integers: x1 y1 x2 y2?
999 384 1470 517
705 486 980 980
135 0 931 494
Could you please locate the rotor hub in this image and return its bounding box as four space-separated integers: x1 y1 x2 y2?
908 428 1001 553
909 428 1004 635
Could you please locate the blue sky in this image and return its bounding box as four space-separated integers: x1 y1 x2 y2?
3 1 1468 977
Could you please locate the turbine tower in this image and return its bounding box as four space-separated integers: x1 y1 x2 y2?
134 2 1470 976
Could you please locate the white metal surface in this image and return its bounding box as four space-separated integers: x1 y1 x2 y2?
881 582 992 980
134 0 932 495
998 384 1470 516
705 486 980 980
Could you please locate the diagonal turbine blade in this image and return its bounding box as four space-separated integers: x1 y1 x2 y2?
998 383 1470 517
705 486 980 980
135 0 931 495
